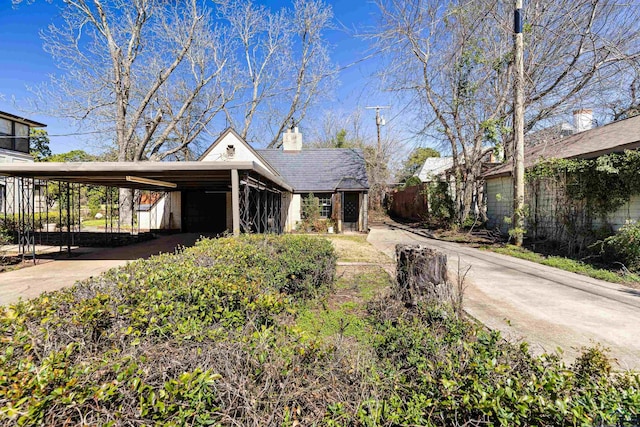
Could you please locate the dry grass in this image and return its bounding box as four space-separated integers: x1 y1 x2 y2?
325 235 393 264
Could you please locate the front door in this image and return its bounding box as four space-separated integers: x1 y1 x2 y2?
343 192 359 232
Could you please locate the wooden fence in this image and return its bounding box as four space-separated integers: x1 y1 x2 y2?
388 184 428 221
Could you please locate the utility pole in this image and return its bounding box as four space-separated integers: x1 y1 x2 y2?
366 105 390 211
366 106 390 153
513 0 525 246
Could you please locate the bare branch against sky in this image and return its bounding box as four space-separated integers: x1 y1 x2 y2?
373 0 640 222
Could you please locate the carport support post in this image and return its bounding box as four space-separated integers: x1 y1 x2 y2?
231 169 240 236
66 182 71 256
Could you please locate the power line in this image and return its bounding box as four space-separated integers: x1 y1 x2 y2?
0 129 111 139
365 106 390 153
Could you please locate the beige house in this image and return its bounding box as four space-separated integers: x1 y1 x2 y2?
484 112 640 238
0 125 369 237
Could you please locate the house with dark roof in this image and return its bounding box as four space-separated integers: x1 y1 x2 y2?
141 127 369 233
484 113 640 236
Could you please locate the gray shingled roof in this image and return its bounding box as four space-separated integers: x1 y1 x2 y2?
256 148 369 192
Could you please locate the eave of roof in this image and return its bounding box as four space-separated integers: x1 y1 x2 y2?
484 114 640 179
198 127 281 177
0 160 293 192
0 111 47 128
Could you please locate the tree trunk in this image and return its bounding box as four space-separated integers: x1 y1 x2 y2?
119 188 134 228
395 244 451 307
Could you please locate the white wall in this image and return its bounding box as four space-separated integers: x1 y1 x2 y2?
285 193 301 231
138 191 182 230
599 195 640 231
0 149 34 214
486 175 640 238
0 148 33 163
201 132 271 171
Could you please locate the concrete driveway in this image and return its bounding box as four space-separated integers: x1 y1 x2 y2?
368 223 640 370
0 234 203 306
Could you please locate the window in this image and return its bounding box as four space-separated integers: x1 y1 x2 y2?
301 193 332 219
0 118 12 151
317 194 332 218
0 119 29 153
14 123 29 153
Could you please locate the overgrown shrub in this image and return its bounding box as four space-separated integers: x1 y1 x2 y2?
425 181 455 226
1 234 639 426
605 222 640 271
298 193 333 233
301 193 321 221
352 300 640 426
0 212 62 234
0 235 338 426
402 175 422 189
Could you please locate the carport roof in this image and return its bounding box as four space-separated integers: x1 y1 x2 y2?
0 160 293 191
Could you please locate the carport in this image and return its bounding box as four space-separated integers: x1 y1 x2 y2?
0 160 291 259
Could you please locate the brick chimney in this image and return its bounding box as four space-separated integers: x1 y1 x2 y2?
573 109 593 133
282 127 302 152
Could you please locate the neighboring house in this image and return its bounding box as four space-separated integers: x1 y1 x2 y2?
142 127 370 233
416 157 454 183
0 111 46 214
484 112 640 237
416 157 458 207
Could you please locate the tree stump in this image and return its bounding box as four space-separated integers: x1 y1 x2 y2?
395 244 451 306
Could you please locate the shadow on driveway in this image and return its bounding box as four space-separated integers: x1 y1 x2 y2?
0 233 212 306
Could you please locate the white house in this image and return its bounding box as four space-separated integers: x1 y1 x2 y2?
140 127 370 233
0 111 46 214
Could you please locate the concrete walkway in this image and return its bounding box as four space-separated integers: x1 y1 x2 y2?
0 234 203 306
367 223 640 370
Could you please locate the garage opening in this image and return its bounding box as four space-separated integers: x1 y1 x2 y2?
182 190 227 233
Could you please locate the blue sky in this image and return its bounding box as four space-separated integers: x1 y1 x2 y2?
0 0 417 155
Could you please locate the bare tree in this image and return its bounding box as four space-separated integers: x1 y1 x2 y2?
306 109 394 211
20 0 335 221
34 0 233 163
374 0 640 223
24 0 235 221
217 0 335 148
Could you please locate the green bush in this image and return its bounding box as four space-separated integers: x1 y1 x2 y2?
1 233 638 426
353 300 640 426
605 222 640 271
402 175 422 189
298 193 334 233
0 212 62 232
425 181 455 226
0 235 338 426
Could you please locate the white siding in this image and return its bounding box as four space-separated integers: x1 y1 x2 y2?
485 176 513 232
0 148 33 163
600 195 640 231
486 175 640 239
0 150 34 214
138 191 182 230
285 193 301 231
201 132 271 171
